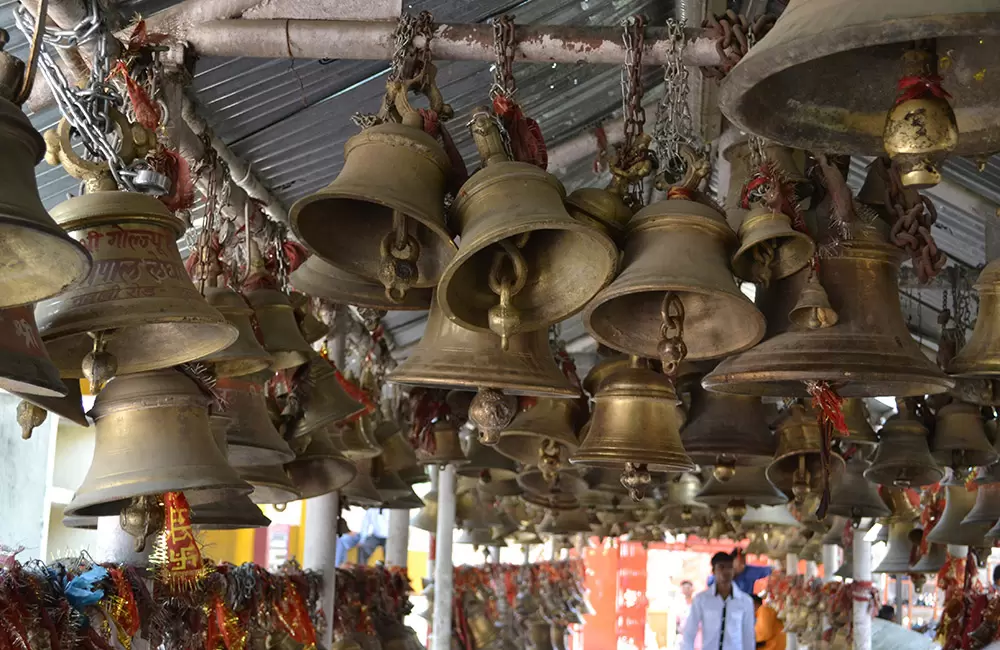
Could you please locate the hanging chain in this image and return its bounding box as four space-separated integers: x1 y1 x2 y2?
487 237 528 351
657 292 687 377
352 12 425 128
652 18 696 181
490 15 516 102
620 15 647 155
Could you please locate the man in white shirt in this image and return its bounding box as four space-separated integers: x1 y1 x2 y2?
681 552 756 650
335 508 390 565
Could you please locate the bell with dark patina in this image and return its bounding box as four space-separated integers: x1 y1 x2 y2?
339 458 383 507
828 452 890 522
285 430 357 499
731 206 815 286
565 186 633 245
198 287 273 377
216 374 295 467
245 287 311 371
927 479 991 548
36 191 237 380
837 398 878 446
681 385 775 481
65 369 251 517
584 196 765 361
704 223 953 397
438 111 617 347
289 255 433 310
416 418 470 467
337 416 383 460
0 305 66 397
696 466 788 524
238 464 302 506
949 260 1000 377
497 398 582 468
766 403 845 503
291 352 365 438
865 402 944 488
932 401 998 471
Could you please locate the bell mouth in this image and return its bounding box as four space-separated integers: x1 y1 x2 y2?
66 476 253 518
286 457 357 499
191 497 272 529
290 254 433 310
0 221 91 307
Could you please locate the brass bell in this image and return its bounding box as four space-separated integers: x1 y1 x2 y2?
438 110 617 345
538 508 591 535
458 427 520 489
731 206 815 286
932 402 998 471
65 369 252 517
13 377 89 439
340 458 384 507
416 418 469 467
198 287 273 377
963 478 1000 527
821 516 848 547
872 521 916 574
766 403 845 503
216 374 295 466
696 466 788 516
456 526 496 546
409 490 437 532
291 352 365 438
828 453 891 522
718 1 996 177
662 473 709 518
372 457 416 505
284 430 357 499
584 196 765 361
948 259 1000 377
865 403 944 488
397 464 429 486
517 466 587 498
741 504 802 530
910 542 947 574
383 489 424 510
337 416 383 460
289 120 456 289
926 479 992 547
245 287 311 370
238 464 302 505
582 355 632 397
36 191 237 379
704 226 953 397
0 306 66 397
290 255 433 310
565 186 633 245
0 97 92 308
497 399 582 467
838 398 878 447
787 270 838 330
681 385 775 479
374 420 420 475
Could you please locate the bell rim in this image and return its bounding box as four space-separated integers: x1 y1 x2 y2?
285 457 358 498
569 452 696 473
0 219 93 308
0 357 67 397
388 368 579 399
227 439 296 466
696 492 788 507
289 260 433 310
65 473 255 517
209 355 274 379
731 230 816 282
863 465 944 489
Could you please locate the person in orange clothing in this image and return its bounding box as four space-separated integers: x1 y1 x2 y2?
752 594 785 650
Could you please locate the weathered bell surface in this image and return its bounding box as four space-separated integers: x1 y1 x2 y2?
193 415 273 529
0 97 92 308
927 479 992 547
517 466 587 498
704 225 953 397
389 296 578 398
36 192 237 377
439 111 617 342
932 401 999 470
285 430 357 499
741 504 802 529
337 415 383 460
374 420 420 474
731 206 815 285
963 480 1000 526
538 508 591 535
340 458 383 507
290 121 456 288
872 521 917 574
65 369 251 517
766 403 845 502
238 464 302 505
62 516 98 530
696 466 788 510
497 399 581 467
0 305 66 396
217 374 295 466
245 288 311 370
287 292 326 344
949 260 1000 377
718 0 1000 163
397 463 428 485
12 377 89 435
409 490 437 532
865 404 944 488
821 516 848 546
787 271 838 331
910 542 948 573
291 352 365 438
290 255 433 310
198 287 273 377
584 197 765 361
681 385 775 473
565 186 633 244
828 453 891 521
582 355 632 397
416 418 470 467
838 398 878 446
458 427 519 482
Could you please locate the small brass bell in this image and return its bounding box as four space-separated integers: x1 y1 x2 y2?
696 466 788 513
731 206 815 286
284 430 357 499
932 401 999 471
439 110 617 346
681 385 775 479
36 192 237 379
198 287 273 377
238 464 302 506
290 255 433 310
873 523 916 574
409 490 438 532
927 479 992 547
963 477 1000 527
337 416 383 460
65 369 252 517
766 403 845 503
216 374 295 466
245 287 311 370
584 197 765 361
827 453 891 521
948 259 1000 377
787 270 838 330
0 305 66 397
582 355 632 397
565 186 633 245
910 542 947 574
416 418 469 467
340 458 384 507
517 466 587 499
865 402 944 488
497 398 582 468
838 398 878 446
291 352 365 438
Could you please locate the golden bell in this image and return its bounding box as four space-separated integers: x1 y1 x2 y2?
337 416 383 460
36 191 236 378
910 542 947 573
932 401 999 470
865 403 944 488
216 374 295 466
582 355 632 397
949 259 1000 377
416 418 470 466
704 226 953 397
65 369 251 517
681 386 775 476
838 398 878 446
731 206 815 286
245 288 311 370
872 521 917 574
497 399 582 467
290 121 456 289
696 466 788 512
565 186 633 245
927 480 991 547
0 305 66 396
438 111 617 344
766 403 845 503
291 352 365 438
238 464 302 505
410 490 437 532
787 271 838 330
828 453 891 521
198 287 273 377
374 420 420 474
340 458 383 507
0 97 92 308
963 479 1000 526
538 508 591 535
458 427 519 484
584 197 765 361
285 430 357 499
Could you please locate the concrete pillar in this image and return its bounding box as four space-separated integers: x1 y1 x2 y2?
786 553 799 650
821 545 838 584
806 561 818 578
303 492 339 647
427 466 438 579
385 509 410 567
488 545 500 564
853 533 873 650
96 517 151 650
431 465 456 650
893 576 905 624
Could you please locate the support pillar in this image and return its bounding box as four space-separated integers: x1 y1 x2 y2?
303 493 339 648
431 465 456 650
786 553 799 650
385 509 409 567
488 545 500 564
894 576 904 624
853 532 873 650
427 466 438 580
821 545 838 584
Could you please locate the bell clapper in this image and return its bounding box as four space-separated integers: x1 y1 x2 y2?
657 292 687 377
15 400 47 439
751 239 776 287
119 494 165 553
712 459 737 482
487 240 528 351
791 454 811 504
621 461 651 502
82 330 118 392
468 387 516 445
539 438 561 485
377 211 421 303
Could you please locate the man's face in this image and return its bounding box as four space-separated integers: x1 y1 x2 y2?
681 582 693 598
713 561 735 588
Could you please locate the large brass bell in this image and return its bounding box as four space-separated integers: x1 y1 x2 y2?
731 206 815 286
696 466 788 523
291 352 365 438
704 225 953 397
216 374 295 466
584 197 765 361
932 402 998 470
926 479 991 547
65 369 252 517
198 287 273 377
284 430 357 499
289 255 433 310
717 1 999 177
766 403 845 503
949 259 1000 377
36 192 237 379
245 287 311 370
565 186 633 245
0 305 66 396
337 416 383 460
438 110 617 345
828 453 891 522
238 464 302 505
910 542 947 574
838 398 878 447
415 418 469 466
681 385 775 480
0 97 91 308
410 490 437 532
865 402 944 488
341 458 385 507
497 399 581 468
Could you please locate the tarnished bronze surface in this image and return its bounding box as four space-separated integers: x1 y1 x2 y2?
337 416 383 460
340 458 383 507
289 255 433 310
565 187 633 245
291 352 365 438
245 288 311 371
290 122 456 287
217 374 295 467
828 453 891 521
66 369 251 517
766 403 845 502
681 386 775 470
948 259 1000 376
374 420 420 474
238 464 302 505
704 225 953 397
199 287 273 377
582 356 631 397
865 407 944 488
0 305 66 397
285 430 357 499
932 401 998 470
416 419 470 466
927 482 991 547
731 207 814 284
821 516 848 546
496 399 581 467
36 191 236 377
837 398 878 446
696 466 788 508
584 197 764 361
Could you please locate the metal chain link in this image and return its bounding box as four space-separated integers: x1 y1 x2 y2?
620 15 647 155
490 14 516 101
352 12 417 128
658 291 687 377
36 0 100 48
652 18 699 182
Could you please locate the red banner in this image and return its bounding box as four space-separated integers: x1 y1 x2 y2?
616 542 648 649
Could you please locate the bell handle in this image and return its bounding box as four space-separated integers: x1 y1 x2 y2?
469 108 509 166
386 61 453 128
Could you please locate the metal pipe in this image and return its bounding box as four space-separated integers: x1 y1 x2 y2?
303 492 339 648
432 464 456 650
183 19 724 68
853 533 873 650
385 509 410 567
893 576 904 624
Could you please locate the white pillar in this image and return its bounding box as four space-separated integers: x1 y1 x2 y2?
806 561 818 578
786 553 799 650
385 509 410 567
822 545 838 584
893 577 904 624
427 466 438 580
853 532 873 650
488 545 500 564
303 492 339 648
96 517 151 650
432 465 456 650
